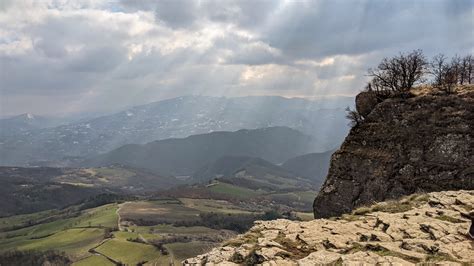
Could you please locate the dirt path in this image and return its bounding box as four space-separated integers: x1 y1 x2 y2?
89 247 121 265
138 233 149 243
82 202 130 264
116 201 130 232
166 246 175 266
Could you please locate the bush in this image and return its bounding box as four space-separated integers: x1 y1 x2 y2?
0 250 71 266
345 107 364 127
429 53 473 93
368 50 427 96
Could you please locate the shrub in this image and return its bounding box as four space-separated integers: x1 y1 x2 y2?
345 107 364 127
368 50 427 96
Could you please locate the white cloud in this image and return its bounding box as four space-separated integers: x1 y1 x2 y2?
0 0 472 116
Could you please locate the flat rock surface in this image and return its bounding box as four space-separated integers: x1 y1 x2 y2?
184 190 474 265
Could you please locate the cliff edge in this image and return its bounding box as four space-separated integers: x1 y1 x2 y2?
314 86 474 218
184 190 474 265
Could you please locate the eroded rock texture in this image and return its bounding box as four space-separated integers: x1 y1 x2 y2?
184 190 474 265
314 87 474 218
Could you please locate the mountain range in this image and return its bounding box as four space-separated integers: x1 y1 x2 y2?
83 126 318 176
0 113 65 137
0 95 351 166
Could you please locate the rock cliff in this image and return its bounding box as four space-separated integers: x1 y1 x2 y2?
314 86 474 218
184 190 474 265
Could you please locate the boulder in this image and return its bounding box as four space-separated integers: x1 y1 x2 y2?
355 91 379 118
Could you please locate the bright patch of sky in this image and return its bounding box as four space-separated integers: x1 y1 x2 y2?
0 0 472 116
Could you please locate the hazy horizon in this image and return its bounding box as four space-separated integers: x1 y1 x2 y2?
0 93 356 119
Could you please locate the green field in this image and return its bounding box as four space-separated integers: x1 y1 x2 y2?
166 241 216 262
131 224 220 235
295 212 314 221
75 205 118 228
119 200 201 224
19 228 105 258
0 204 117 259
0 209 60 231
95 239 167 265
179 198 252 214
92 167 136 180
73 255 114 266
0 195 281 264
206 182 262 198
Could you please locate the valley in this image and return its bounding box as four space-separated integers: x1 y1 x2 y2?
0 190 315 265
0 142 321 264
0 123 325 265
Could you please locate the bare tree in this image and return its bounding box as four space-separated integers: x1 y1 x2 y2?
462 55 473 84
366 77 391 99
368 50 427 96
450 55 462 84
437 64 458 94
430 54 447 86
345 107 363 127
460 56 469 84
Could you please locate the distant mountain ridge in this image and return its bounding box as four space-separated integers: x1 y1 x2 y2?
83 127 318 176
0 113 63 137
193 156 296 183
281 150 334 188
0 95 351 166
192 155 317 192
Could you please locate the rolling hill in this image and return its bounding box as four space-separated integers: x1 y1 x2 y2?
281 150 334 187
83 127 317 176
0 166 182 217
192 156 316 191
193 156 296 182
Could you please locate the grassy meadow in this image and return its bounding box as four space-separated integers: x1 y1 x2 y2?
0 197 255 264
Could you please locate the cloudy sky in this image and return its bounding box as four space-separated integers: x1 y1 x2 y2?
0 0 472 116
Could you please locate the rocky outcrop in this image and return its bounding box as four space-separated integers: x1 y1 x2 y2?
355 91 379 118
314 86 474 218
184 190 474 265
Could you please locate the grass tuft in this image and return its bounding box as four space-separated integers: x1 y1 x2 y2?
434 215 464 224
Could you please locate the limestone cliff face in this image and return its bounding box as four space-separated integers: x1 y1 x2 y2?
313 87 474 218
184 190 474 265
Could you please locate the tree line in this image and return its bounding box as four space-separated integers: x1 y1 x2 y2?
346 50 473 126
367 50 473 97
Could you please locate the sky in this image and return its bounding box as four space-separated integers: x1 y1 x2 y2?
0 0 473 116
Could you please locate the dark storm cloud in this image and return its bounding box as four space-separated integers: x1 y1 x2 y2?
119 0 278 29
261 0 473 59
0 0 472 116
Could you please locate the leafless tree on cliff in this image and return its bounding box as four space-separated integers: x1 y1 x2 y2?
429 54 457 94
345 107 363 127
368 50 428 96
461 55 473 84
450 55 463 84
430 54 448 86
437 64 458 94
365 77 391 99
